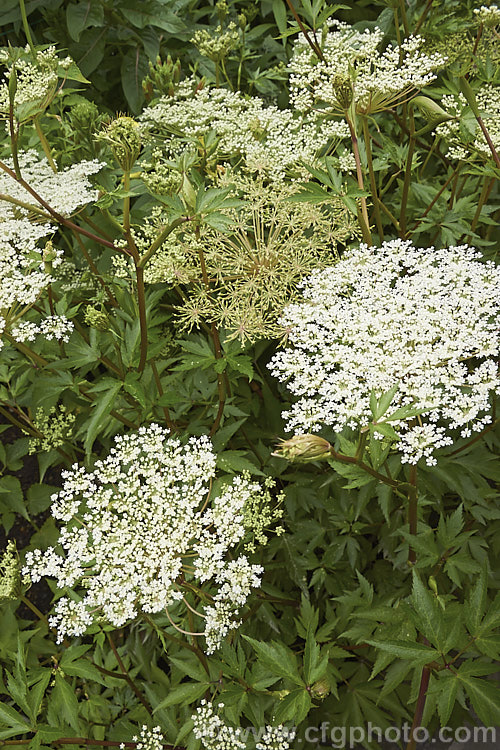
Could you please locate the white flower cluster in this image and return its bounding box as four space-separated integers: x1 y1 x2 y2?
0 150 103 217
288 21 446 114
193 701 246 750
256 726 296 750
12 315 74 343
0 45 72 117
474 4 500 25
193 701 295 750
140 82 349 177
132 726 164 750
119 726 164 750
338 149 356 173
23 424 270 650
434 85 500 162
269 239 499 466
0 218 58 309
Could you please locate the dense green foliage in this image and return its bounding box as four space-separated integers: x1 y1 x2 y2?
0 1 499 749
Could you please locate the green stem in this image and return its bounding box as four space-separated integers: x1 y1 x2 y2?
142 612 200 654
0 404 39 438
123 171 131 234
284 0 325 61
355 431 368 462
465 176 495 243
419 135 438 177
8 77 22 180
362 117 384 241
151 361 175 431
398 0 409 36
447 163 462 209
19 0 36 58
328 446 403 492
415 0 434 33
0 192 50 218
377 199 400 232
34 117 57 171
135 264 148 373
407 464 418 564
138 216 191 268
106 633 152 714
459 78 500 168
346 115 372 245
400 108 415 238
5 334 48 366
411 168 458 232
71 229 119 307
19 593 49 625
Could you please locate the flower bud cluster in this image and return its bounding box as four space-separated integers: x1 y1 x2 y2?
23 424 278 650
191 23 240 62
474 4 500 26
98 116 142 171
269 239 499 466
28 405 76 454
0 541 20 601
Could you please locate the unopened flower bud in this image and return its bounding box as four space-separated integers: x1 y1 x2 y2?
99 116 142 171
43 240 57 274
332 74 353 110
273 434 332 462
249 117 266 140
428 575 438 595
311 678 331 700
84 306 110 331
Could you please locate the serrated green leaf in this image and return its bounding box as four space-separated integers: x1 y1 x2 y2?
121 47 148 114
459 673 500 726
366 640 438 664
154 682 207 712
437 673 458 726
273 688 311 725
370 422 399 440
0 702 31 735
47 674 80 732
83 380 122 457
216 451 263 475
375 383 399 419
465 565 487 636
62 659 109 686
26 670 51 724
411 571 444 650
242 636 303 686
379 660 412 699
